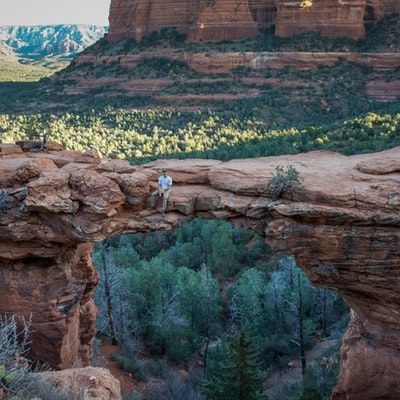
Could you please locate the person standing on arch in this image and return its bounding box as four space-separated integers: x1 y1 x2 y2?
151 169 173 215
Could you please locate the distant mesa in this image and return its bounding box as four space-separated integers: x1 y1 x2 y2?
0 25 108 60
107 0 400 43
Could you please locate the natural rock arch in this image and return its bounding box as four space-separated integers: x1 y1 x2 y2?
0 142 399 399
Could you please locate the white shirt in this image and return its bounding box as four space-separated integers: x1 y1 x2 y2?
158 175 172 190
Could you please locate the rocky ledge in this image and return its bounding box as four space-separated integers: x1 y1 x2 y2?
0 142 399 399
74 51 400 74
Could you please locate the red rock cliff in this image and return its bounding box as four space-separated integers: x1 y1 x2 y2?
107 0 400 42
1 142 400 399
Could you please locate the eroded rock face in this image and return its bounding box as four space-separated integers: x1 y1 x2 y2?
107 0 400 42
275 0 367 39
0 142 400 399
187 0 259 42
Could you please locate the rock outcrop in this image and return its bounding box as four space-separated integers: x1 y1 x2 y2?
107 0 400 42
1 142 400 399
34 367 121 400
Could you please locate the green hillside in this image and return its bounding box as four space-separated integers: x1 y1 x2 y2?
0 57 67 82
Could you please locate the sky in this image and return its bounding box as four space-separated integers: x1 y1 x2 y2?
0 0 111 26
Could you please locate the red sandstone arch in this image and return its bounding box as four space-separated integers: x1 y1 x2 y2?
0 142 399 399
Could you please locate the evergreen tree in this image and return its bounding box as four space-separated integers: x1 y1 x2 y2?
210 225 240 277
203 332 268 400
292 367 324 400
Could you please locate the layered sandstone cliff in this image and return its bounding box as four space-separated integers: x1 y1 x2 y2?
74 50 400 73
275 0 367 39
0 142 400 399
107 0 400 42
187 0 259 42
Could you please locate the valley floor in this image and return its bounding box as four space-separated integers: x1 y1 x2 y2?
95 336 340 399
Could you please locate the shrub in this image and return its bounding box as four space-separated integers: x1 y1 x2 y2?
132 57 194 79
0 315 30 368
7 374 74 400
139 28 187 48
141 359 170 379
146 370 204 400
267 165 303 200
111 354 147 381
0 315 73 400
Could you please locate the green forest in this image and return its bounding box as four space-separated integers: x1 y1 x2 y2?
94 220 347 400
1 106 399 162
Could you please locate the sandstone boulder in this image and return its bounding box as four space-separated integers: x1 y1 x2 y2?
77 149 102 164
25 171 78 214
34 367 121 400
0 144 23 158
0 158 58 187
70 170 126 214
95 159 137 174
113 172 150 206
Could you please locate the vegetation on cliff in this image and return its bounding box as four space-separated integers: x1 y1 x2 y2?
0 317 72 400
48 58 399 117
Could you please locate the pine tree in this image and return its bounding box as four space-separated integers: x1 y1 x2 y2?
203 332 268 400
210 225 240 277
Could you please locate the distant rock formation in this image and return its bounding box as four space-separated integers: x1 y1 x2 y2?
0 141 400 399
0 25 108 59
108 0 400 42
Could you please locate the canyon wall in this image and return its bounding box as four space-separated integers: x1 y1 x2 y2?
1 142 400 399
107 0 400 42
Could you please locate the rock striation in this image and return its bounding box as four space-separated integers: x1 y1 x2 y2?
187 0 259 42
74 51 400 74
0 142 400 399
275 0 367 39
107 0 400 42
